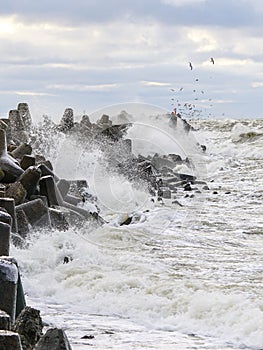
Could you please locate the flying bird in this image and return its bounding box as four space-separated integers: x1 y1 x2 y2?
210 57 215 64
189 62 193 70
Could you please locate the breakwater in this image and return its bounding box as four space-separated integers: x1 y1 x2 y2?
0 103 208 349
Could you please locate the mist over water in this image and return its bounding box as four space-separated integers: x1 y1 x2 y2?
12 112 263 350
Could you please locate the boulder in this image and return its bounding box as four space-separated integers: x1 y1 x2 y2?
13 306 43 350
34 328 72 350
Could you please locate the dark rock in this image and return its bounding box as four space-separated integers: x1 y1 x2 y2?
5 182 27 205
183 183 192 191
18 166 41 198
202 185 210 190
120 216 132 226
13 306 43 350
81 334 95 339
34 328 72 350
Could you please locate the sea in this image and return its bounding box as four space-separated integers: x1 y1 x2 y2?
11 108 263 350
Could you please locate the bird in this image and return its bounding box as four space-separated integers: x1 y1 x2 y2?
210 57 215 64
189 62 193 70
179 87 184 91
170 88 175 91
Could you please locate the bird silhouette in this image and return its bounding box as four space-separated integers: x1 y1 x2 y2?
189 62 193 70
210 57 215 64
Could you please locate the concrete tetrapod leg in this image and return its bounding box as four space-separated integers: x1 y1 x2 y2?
16 199 51 229
2 257 26 320
0 258 18 322
39 175 59 207
0 310 11 330
0 129 24 183
20 155 36 170
54 182 103 224
56 179 70 199
11 143 32 160
0 222 11 256
34 328 72 350
0 330 23 349
0 198 18 232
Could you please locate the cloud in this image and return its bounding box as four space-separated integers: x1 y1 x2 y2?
162 0 206 7
141 81 171 86
47 83 120 92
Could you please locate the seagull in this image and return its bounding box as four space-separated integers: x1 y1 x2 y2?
179 87 184 91
210 57 215 64
189 62 193 70
170 88 175 91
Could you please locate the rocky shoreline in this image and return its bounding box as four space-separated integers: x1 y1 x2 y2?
0 103 208 349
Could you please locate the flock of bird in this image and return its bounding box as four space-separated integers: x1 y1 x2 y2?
169 57 216 119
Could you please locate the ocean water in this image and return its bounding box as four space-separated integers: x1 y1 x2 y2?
12 116 263 350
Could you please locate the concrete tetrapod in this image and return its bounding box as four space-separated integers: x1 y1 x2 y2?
0 129 24 183
0 258 18 322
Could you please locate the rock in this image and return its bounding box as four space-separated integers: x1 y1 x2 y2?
18 166 41 198
120 216 132 226
203 185 210 190
5 182 27 205
0 258 18 322
0 330 23 349
34 328 72 350
0 222 11 255
13 306 43 350
183 183 192 191
0 198 18 232
0 310 11 330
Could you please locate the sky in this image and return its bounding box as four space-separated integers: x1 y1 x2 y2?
1 0 263 121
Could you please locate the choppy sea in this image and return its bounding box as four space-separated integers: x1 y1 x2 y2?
12 115 263 350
